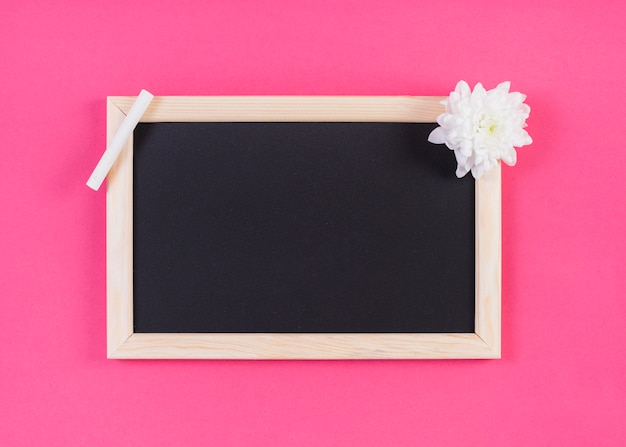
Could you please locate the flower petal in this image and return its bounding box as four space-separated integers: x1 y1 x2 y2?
455 80 471 98
495 81 511 93
428 127 446 144
456 164 469 178
501 148 517 166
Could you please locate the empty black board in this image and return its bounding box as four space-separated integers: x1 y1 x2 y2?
133 122 475 333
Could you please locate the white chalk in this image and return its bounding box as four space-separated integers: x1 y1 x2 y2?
87 89 154 191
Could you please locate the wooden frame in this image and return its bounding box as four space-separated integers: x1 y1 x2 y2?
106 96 501 359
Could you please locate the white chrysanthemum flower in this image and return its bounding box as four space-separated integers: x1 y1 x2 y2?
428 81 532 179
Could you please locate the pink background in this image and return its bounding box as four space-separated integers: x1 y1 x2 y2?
1 1 625 445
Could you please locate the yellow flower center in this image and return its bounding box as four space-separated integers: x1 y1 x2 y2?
476 114 498 138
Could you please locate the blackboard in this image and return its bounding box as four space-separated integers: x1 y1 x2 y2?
106 96 501 359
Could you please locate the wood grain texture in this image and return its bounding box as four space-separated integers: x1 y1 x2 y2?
109 95 446 123
106 95 501 359
475 164 502 358
112 333 496 360
106 99 134 357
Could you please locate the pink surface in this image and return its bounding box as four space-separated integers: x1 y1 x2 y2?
1 0 625 445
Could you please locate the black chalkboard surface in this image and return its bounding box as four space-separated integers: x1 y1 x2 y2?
132 122 475 334
106 95 500 359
